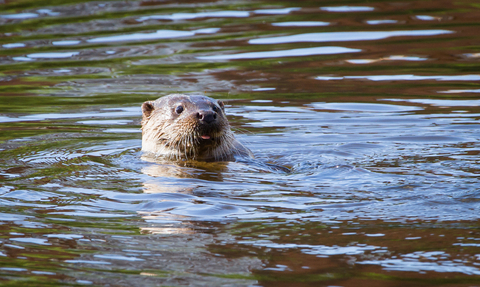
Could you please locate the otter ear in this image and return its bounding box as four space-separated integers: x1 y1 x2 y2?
142 101 155 118
217 100 225 112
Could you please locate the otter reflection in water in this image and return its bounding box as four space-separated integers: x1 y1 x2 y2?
141 94 253 161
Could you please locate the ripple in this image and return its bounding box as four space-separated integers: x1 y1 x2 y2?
197 46 361 60
252 88 276 91
239 240 380 256
463 53 480 59
403 99 480 107
93 254 145 261
32 271 56 275
65 260 111 265
133 8 300 23
52 40 81 46
0 13 38 19
54 69 71 73
193 28 220 34
316 74 480 81
49 211 135 218
272 21 330 27
346 55 427 64
249 30 453 44
0 213 33 222
253 7 300 14
380 136 465 143
309 102 422 112
439 89 480 94
45 234 84 239
87 30 197 43
136 197 253 220
405 236 422 240
415 15 437 21
453 243 480 247
358 258 480 275
10 237 51 245
26 52 79 59
2 43 25 48
137 11 250 21
0 107 140 123
12 56 34 62
77 119 132 125
36 9 60 16
320 6 375 12
0 267 27 272
366 20 398 25
3 244 24 249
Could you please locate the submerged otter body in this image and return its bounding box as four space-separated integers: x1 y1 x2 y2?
141 94 253 161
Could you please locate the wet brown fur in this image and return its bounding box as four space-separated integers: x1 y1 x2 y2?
141 94 253 161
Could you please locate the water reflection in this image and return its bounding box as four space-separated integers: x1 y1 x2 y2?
0 13 39 20
320 6 375 12
393 99 480 106
87 29 202 43
253 7 300 14
272 21 330 27
27 52 79 59
52 40 81 46
2 43 25 48
346 55 427 64
308 102 422 112
197 46 361 60
0 108 140 123
439 89 480 94
137 11 251 21
415 15 440 21
366 20 398 25
137 7 300 22
316 74 480 81
359 258 480 275
249 30 453 44
239 240 381 255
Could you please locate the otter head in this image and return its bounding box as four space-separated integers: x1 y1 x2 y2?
141 94 231 160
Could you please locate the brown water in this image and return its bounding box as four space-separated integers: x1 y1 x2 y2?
0 0 479 286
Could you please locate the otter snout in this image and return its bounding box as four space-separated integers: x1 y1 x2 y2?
196 110 217 124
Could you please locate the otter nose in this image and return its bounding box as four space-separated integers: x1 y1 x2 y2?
197 111 217 124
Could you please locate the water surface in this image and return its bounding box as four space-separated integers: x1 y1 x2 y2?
0 0 479 286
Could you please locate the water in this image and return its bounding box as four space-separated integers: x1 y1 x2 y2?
0 0 479 286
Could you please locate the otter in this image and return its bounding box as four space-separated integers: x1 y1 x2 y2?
141 94 253 161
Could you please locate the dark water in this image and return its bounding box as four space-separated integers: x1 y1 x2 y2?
1 0 479 286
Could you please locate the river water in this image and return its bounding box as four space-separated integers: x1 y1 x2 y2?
0 0 479 286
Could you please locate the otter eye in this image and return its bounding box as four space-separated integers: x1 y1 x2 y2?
212 105 218 112
175 105 184 114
